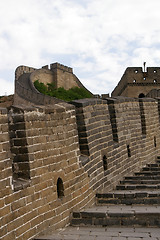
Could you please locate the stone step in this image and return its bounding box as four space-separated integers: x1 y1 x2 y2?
120 179 160 185
147 163 160 167
142 167 160 171
116 184 160 190
135 171 160 176
71 205 160 227
96 190 160 205
125 175 160 180
34 226 160 240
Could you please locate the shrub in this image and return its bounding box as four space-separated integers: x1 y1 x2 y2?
34 80 92 101
34 80 48 95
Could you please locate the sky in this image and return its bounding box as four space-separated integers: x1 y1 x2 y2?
1 0 160 96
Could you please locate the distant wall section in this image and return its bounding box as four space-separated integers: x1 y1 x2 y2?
14 63 92 106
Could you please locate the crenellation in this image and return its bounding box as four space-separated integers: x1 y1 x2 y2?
50 62 73 73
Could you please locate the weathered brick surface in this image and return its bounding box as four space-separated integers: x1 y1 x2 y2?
72 97 160 193
0 103 93 240
1 97 160 239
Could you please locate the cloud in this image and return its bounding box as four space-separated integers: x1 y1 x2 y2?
0 0 160 96
0 78 14 96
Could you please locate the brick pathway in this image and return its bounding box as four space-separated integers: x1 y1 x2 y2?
35 226 160 239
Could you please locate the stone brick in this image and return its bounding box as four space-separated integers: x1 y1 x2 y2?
15 222 31 237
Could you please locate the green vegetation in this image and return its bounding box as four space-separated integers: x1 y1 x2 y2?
34 80 92 101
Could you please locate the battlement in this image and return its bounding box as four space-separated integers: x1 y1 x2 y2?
15 62 73 82
50 62 73 73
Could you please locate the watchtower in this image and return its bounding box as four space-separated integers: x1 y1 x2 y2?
111 66 160 98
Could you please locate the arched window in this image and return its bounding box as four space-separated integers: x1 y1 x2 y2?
139 93 145 98
57 178 64 198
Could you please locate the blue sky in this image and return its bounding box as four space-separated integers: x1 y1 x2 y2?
1 0 160 96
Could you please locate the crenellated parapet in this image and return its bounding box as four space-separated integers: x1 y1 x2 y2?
1 96 160 239
50 62 73 73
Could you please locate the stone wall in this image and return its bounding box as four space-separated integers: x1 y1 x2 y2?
14 82 62 106
15 66 36 82
0 108 14 239
72 97 159 191
0 103 94 240
1 97 160 239
14 63 92 106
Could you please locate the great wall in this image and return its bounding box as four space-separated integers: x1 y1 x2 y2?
1 63 160 240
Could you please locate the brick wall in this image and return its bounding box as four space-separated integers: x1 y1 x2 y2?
0 103 94 240
0 98 160 239
72 99 113 192
0 108 13 240
72 97 160 192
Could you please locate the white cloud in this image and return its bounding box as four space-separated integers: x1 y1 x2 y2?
0 78 14 96
0 0 160 95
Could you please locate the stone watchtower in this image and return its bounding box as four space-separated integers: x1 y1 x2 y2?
14 62 92 106
111 66 160 98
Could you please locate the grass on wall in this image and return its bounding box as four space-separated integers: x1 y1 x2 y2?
34 80 92 101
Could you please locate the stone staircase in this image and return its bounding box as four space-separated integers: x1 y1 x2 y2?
71 157 160 227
